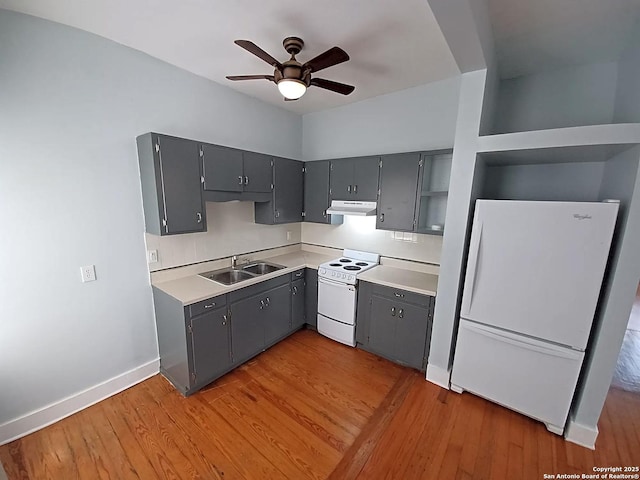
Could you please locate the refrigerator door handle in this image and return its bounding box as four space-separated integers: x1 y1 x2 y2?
463 321 581 360
461 221 483 316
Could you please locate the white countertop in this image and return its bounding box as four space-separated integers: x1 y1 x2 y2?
153 248 438 305
153 250 335 305
358 265 438 297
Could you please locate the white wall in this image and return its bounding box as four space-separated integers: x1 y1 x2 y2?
614 25 640 123
302 218 442 265
302 77 461 160
494 62 619 134
147 202 302 271
0 9 301 432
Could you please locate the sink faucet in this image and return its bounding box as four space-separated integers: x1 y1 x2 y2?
231 255 238 268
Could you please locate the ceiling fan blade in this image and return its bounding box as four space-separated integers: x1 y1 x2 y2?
303 47 349 73
226 75 275 82
234 40 282 69
310 78 355 95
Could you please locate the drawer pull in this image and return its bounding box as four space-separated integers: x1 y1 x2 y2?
295 272 303 277
204 303 216 309
394 293 404 298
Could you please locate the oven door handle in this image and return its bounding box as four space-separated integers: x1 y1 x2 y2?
318 277 356 291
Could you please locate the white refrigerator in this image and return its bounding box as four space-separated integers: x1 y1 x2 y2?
450 200 618 435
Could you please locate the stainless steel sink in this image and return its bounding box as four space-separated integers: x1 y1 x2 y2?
200 268 255 285
242 262 285 275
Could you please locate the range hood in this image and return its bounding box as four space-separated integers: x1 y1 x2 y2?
326 200 377 216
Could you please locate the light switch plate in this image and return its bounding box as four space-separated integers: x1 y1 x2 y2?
148 249 158 263
80 265 96 283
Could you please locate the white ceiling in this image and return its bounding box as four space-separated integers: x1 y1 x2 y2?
0 0 461 114
489 0 640 78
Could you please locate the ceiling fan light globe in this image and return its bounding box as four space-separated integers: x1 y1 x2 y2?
277 79 306 99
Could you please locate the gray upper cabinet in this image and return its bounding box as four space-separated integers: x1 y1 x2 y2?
201 144 243 192
243 152 274 193
329 156 380 201
201 145 273 195
414 151 453 235
304 160 333 224
377 153 421 231
255 157 304 225
136 133 206 235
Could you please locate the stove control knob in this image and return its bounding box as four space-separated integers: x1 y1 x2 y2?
349 275 355 282
319 268 325 275
331 271 335 277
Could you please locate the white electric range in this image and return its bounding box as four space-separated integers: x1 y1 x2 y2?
317 249 380 347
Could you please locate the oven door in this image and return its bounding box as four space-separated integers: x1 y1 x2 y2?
317 277 357 325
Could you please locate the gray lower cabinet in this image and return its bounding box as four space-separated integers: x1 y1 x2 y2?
189 304 232 387
229 290 267 364
137 133 206 235
356 281 434 371
255 157 304 225
263 283 293 345
305 268 318 329
291 277 306 329
376 153 421 231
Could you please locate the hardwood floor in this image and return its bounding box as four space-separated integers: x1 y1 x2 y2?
1 329 639 479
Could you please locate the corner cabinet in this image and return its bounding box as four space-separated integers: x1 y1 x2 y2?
355 282 434 371
415 151 453 235
303 160 342 224
255 157 304 225
136 133 206 235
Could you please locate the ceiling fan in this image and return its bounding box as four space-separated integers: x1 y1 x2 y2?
226 37 355 101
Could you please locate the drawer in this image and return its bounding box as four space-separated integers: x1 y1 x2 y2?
369 282 432 308
290 268 305 281
228 274 289 303
188 294 227 318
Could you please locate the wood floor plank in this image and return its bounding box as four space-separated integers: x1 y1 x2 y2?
1 329 639 480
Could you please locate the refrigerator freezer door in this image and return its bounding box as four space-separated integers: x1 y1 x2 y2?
461 200 618 350
451 320 584 433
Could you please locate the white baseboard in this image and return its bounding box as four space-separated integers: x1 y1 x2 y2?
0 358 159 446
426 363 451 389
564 419 598 449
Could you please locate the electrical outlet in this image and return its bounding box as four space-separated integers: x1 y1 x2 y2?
286 231 292 241
148 249 158 263
80 265 96 283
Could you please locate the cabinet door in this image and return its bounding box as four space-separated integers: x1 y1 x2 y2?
394 302 429 369
291 278 306 330
369 296 397 357
304 160 331 223
201 144 243 192
377 153 420 231
274 158 304 224
304 269 318 328
243 152 273 193
264 284 292 345
230 294 265 363
352 156 380 201
329 159 354 199
156 135 206 234
189 306 231 386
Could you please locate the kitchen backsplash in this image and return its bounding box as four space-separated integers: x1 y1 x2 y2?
145 201 302 271
301 215 442 264
147 204 442 272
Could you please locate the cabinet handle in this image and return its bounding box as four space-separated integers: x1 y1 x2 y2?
196 212 202 223
265 297 270 307
394 292 404 298
259 300 265 310
293 286 298 294
238 176 243 185
323 210 327 217
204 302 216 309
244 176 249 185
222 314 227 326
391 306 396 316
380 213 384 222
354 184 358 194
347 185 351 194
398 308 404 319
295 272 303 278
